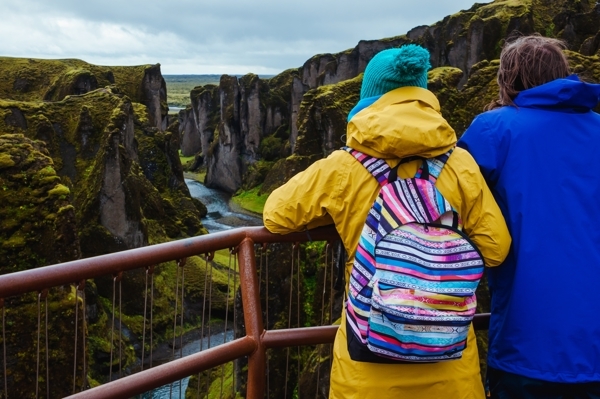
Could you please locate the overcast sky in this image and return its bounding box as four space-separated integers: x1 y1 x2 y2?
0 0 492 75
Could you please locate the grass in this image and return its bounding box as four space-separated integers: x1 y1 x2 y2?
164 74 274 109
165 75 222 108
178 150 195 166
213 248 238 270
231 186 268 215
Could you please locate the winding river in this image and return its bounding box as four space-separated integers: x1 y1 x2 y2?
145 178 261 398
186 178 263 233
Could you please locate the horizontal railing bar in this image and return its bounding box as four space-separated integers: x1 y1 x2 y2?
262 313 491 348
263 325 338 348
65 336 257 399
0 225 339 298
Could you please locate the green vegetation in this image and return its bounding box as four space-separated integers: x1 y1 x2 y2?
178 149 196 168
186 361 242 399
231 186 268 215
165 75 221 109
165 75 274 109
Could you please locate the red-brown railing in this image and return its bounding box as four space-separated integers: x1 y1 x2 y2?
0 225 490 399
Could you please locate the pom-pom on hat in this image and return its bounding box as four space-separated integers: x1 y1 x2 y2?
360 44 431 99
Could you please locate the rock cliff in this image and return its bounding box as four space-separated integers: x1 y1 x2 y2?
183 71 297 193
0 134 82 397
179 0 600 196
0 60 208 391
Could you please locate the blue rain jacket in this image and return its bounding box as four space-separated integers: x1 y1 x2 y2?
459 75 600 383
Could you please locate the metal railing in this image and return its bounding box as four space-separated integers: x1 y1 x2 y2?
0 225 490 399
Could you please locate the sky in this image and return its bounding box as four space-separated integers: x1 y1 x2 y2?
0 0 492 75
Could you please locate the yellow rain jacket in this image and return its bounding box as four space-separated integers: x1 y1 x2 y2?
263 87 511 399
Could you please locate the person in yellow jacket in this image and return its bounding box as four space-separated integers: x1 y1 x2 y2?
263 44 511 399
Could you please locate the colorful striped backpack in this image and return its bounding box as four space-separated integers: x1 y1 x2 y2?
344 147 484 363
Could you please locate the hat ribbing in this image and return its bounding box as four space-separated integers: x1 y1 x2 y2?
360 44 431 99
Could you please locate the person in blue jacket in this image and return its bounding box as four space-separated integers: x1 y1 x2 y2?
458 34 600 398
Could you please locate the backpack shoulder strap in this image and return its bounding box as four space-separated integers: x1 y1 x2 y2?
414 148 455 183
344 146 456 184
343 146 391 186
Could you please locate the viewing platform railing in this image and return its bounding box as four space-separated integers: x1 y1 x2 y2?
0 225 490 399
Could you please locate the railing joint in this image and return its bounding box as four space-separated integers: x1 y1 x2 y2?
112 271 123 282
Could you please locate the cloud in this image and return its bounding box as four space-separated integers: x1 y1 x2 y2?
0 0 491 74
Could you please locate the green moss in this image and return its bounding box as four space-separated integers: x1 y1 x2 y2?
48 183 70 197
57 204 75 215
37 165 56 176
132 102 150 125
0 152 15 168
0 57 157 104
2 232 26 248
294 74 361 158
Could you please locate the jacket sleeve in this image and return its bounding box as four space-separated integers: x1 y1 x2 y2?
461 167 511 268
442 148 511 268
457 113 500 187
263 157 339 234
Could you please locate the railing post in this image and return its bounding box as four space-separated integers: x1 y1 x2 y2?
238 237 265 399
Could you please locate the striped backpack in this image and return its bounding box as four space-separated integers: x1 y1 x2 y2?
344 147 484 363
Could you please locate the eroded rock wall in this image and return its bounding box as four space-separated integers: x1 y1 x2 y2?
184 0 600 195
0 80 207 388
186 71 297 193
0 134 82 397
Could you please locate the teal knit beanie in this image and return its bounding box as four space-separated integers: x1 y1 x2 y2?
360 44 431 99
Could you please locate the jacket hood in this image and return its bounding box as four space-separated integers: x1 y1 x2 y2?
346 87 457 159
515 75 600 111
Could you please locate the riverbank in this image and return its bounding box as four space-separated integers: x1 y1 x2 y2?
184 172 264 219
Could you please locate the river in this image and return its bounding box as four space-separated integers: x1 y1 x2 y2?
143 178 261 398
186 178 263 233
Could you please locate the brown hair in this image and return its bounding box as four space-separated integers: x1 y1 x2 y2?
486 34 571 110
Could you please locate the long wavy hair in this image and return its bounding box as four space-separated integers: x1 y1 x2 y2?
486 34 571 110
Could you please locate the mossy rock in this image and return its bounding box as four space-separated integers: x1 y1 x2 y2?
260 155 321 196
0 57 157 105
0 134 82 397
0 133 80 272
294 74 361 158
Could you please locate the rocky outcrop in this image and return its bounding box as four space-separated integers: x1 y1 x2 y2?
179 106 202 156
0 134 82 397
0 134 80 271
186 71 297 193
140 64 168 131
0 77 208 388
